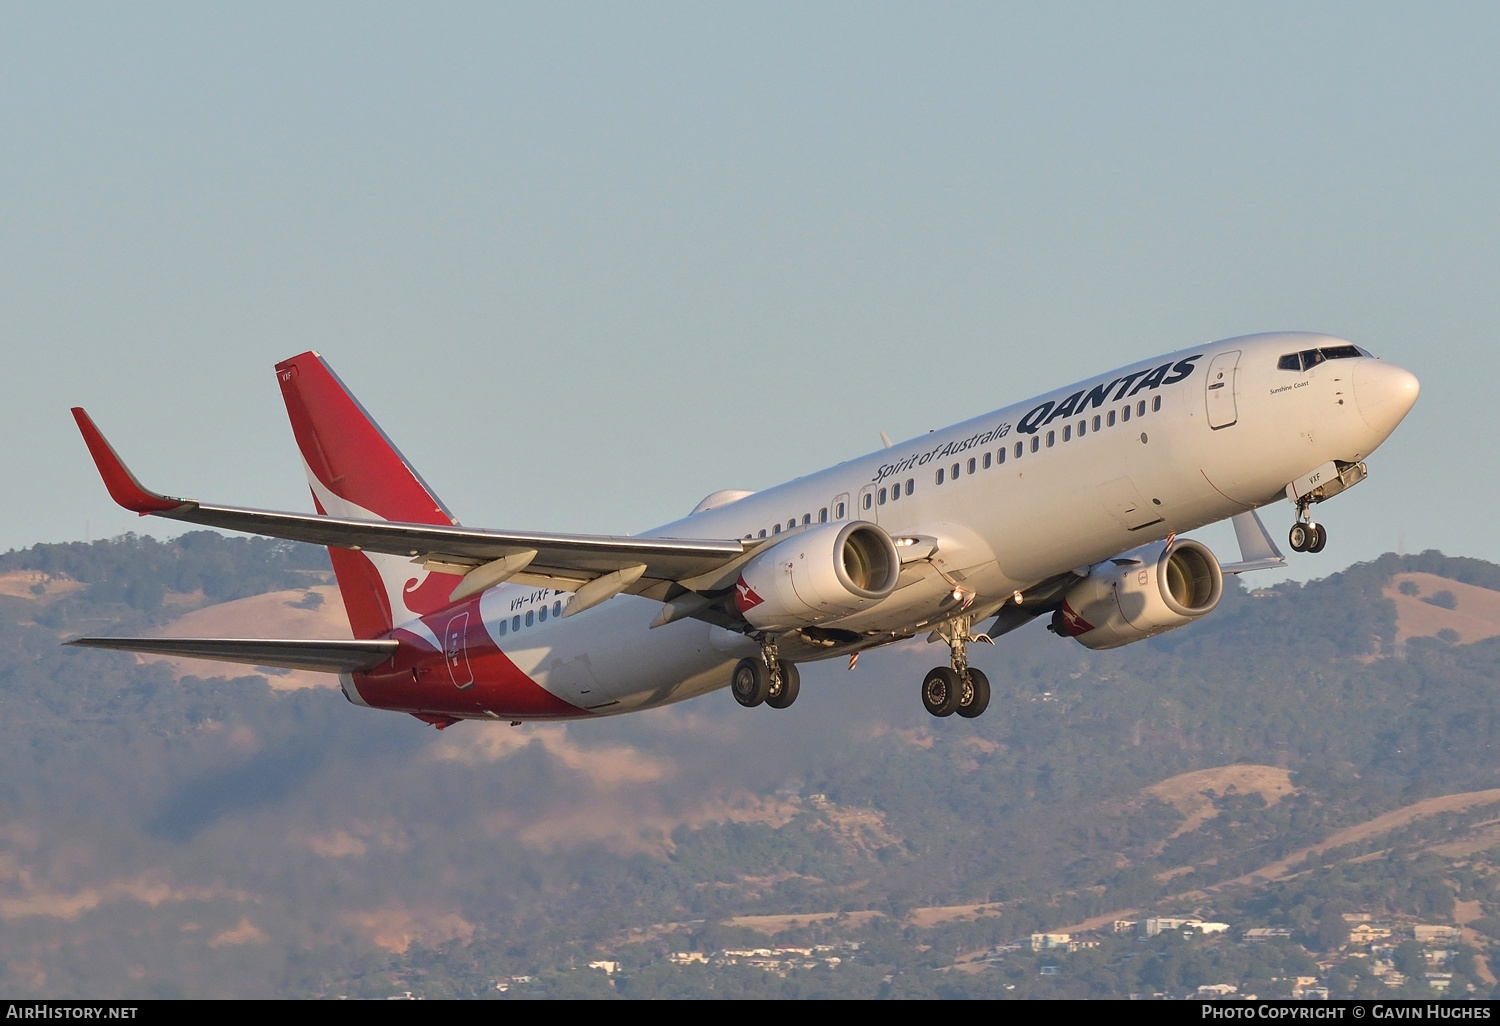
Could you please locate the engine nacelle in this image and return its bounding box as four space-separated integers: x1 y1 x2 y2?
734 521 901 632
1051 538 1223 650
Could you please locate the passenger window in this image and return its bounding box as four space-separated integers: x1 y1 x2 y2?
890 485 899 502
1093 415 1101 431
788 519 796 531
553 600 562 618
1062 425 1071 442
936 468 945 485
836 502 845 519
952 463 961 479
1030 436 1039 453
525 610 535 627
983 452 992 469
1137 400 1146 417
1108 410 1116 427
538 605 547 623
758 529 767 538
1078 420 1086 436
1122 405 1131 422
1278 353 1301 371
819 507 828 523
1015 441 1024 458
774 523 781 534
878 487 887 504
997 447 1006 465
863 493 872 509
1046 431 1055 447
803 514 811 525
511 615 521 632
1152 395 1161 412
497 619 507 637
905 478 913 496
967 457 976 475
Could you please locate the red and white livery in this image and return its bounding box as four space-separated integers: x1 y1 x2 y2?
69 333 1419 723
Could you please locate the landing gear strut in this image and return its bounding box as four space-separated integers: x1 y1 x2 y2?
732 638 800 710
1288 501 1327 553
920 614 992 719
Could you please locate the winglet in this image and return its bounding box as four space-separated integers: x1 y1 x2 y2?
71 408 189 514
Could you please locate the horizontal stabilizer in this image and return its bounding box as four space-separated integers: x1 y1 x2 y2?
66 637 399 674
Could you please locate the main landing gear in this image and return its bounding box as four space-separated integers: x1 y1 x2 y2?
921 614 992 719
732 637 801 710
1288 501 1328 554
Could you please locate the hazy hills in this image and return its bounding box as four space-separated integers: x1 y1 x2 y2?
4 533 1500 997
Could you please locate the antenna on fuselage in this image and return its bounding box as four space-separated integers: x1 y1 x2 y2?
879 431 893 449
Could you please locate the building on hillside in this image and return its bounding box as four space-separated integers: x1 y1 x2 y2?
1244 928 1293 942
1145 917 1193 936
1145 917 1229 936
1197 984 1239 997
670 952 708 965
1031 933 1071 951
1349 923 1392 944
1414 925 1461 944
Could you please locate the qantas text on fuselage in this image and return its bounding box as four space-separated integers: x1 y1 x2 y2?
69 332 1418 725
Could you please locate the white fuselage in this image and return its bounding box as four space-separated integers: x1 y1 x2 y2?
386 332 1416 716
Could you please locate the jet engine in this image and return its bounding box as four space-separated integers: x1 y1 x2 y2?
1051 539 1223 650
733 521 901 632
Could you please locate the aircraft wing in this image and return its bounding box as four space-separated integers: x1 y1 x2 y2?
73 409 753 598
66 637 399 673
1219 510 1287 574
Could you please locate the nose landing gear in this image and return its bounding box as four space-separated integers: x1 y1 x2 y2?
920 614 992 718
1288 501 1328 553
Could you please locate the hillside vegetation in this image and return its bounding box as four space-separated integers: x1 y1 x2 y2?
4 533 1500 997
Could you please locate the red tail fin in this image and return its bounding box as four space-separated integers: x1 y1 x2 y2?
275 353 461 639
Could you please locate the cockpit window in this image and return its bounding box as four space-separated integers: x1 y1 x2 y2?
1278 345 1370 371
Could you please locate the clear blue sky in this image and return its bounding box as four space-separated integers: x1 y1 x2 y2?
2 3 1493 581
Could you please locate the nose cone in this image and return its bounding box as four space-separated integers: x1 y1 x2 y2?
1353 360 1420 435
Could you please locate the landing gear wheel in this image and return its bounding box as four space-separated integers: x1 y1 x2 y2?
1308 523 1327 553
766 661 801 709
1288 523 1311 552
921 667 962 717
731 657 770 708
957 668 990 719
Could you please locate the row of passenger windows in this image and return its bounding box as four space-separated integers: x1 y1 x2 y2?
934 395 1161 486
743 500 850 540
1277 344 1366 371
495 600 565 636
741 393 1166 532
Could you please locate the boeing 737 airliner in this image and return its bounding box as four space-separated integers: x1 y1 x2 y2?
69 332 1418 726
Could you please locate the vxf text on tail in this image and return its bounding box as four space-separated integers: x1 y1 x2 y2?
69 332 1419 727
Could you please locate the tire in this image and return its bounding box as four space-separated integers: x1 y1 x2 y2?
957 668 990 719
921 666 962 717
731 658 770 708
1288 523 1310 552
1308 523 1327 553
766 661 801 709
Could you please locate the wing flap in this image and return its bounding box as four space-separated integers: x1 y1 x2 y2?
66 637 399 674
